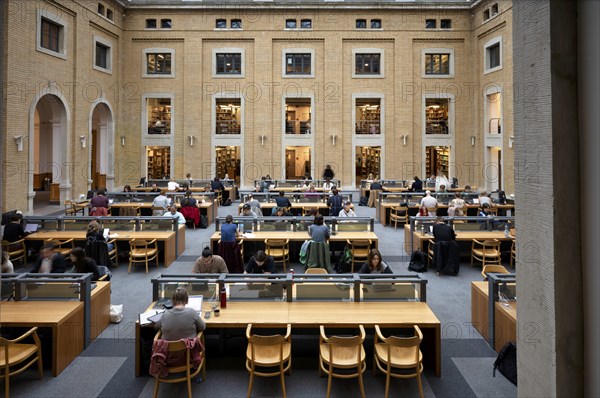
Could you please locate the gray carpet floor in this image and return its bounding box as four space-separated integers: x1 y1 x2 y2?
4 200 517 397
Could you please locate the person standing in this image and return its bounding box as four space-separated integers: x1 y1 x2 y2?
322 164 335 180
327 188 343 217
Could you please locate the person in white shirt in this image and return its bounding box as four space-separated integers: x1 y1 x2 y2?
419 190 438 216
167 179 180 191
478 191 492 206
152 190 171 215
338 201 356 217
164 205 186 224
322 177 334 192
448 192 466 216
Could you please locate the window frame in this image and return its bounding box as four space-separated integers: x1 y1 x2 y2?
283 96 314 136
440 19 452 29
143 94 175 137
353 94 384 136
285 19 297 29
213 48 245 78
230 19 242 29
300 19 312 29
92 35 112 74
215 19 227 29
214 97 243 136
282 49 315 78
352 48 385 78
36 9 67 59
142 48 175 78
425 19 437 29
160 19 172 29
145 19 157 29
370 19 382 29
421 48 455 78
484 36 503 74
356 19 367 29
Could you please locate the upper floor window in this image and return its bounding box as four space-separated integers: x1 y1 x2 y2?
300 19 312 29
424 53 450 75
355 53 381 75
286 19 297 29
356 19 367 29
355 98 381 135
146 19 157 29
483 9 490 21
97 3 105 15
440 19 452 29
285 98 312 134
146 53 172 75
285 53 311 75
425 19 436 29
216 99 241 135
41 18 61 53
425 99 449 135
216 53 242 75
37 9 67 59
147 98 172 135
161 19 172 29
231 19 242 29
93 37 112 73
216 19 227 29
484 37 503 73
371 19 382 29
106 9 114 21
491 3 499 16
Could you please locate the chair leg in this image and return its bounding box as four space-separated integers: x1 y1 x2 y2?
280 369 287 398
384 370 391 398
128 258 133 273
5 370 10 398
37 352 44 379
145 257 149 274
247 372 254 398
416 364 424 398
187 372 193 398
326 371 332 398
358 367 366 398
153 378 160 398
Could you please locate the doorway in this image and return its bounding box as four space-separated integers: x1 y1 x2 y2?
487 147 502 191
215 146 241 184
425 146 450 179
355 146 381 186
90 103 112 190
285 146 311 179
146 146 171 179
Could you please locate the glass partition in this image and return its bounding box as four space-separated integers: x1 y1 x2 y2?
359 275 426 302
257 217 294 232
380 180 408 188
223 274 287 302
139 216 178 231
253 179 340 189
106 191 160 204
239 192 278 203
487 273 517 349
334 217 373 232
215 216 374 233
21 216 60 231
292 274 354 302
151 274 221 306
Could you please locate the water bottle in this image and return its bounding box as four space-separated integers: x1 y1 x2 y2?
219 286 227 309
504 224 510 238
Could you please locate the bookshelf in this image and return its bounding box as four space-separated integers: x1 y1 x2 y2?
356 107 380 134
216 146 240 183
356 146 381 181
425 146 449 177
147 147 171 179
425 106 448 135
216 105 241 134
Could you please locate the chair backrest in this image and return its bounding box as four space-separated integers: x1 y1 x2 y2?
265 239 288 248
481 265 509 279
306 267 328 274
347 239 371 249
321 325 365 347
130 238 157 249
246 323 290 361
376 325 422 363
482 239 501 249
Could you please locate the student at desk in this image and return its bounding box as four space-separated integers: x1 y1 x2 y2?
87 220 115 251
274 191 292 211
152 190 171 215
193 247 228 273
220 215 239 242
163 205 186 225
2 213 30 244
308 214 330 242
244 250 276 274
69 247 102 281
358 249 392 274
154 287 206 341
31 243 67 273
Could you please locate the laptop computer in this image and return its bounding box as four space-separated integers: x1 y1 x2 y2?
24 224 39 233
103 228 110 239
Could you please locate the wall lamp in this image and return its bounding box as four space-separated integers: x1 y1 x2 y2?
401 134 408 146
14 135 24 152
80 135 87 148
120 136 126 147
509 136 515 148
330 134 338 146
258 134 267 146
188 135 196 147
471 136 476 146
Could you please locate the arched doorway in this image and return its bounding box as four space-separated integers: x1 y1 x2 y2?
31 94 68 212
90 102 113 191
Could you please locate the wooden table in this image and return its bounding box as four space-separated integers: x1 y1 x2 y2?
237 202 353 216
378 203 515 226
403 225 513 254
471 281 516 352
25 230 179 267
135 300 440 377
269 187 326 193
107 201 216 223
90 281 111 341
0 301 84 376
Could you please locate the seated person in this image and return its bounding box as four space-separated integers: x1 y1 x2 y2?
2 213 29 243
210 177 225 192
358 249 392 274
432 217 456 242
273 207 293 217
308 214 330 242
239 203 257 217
1 252 14 274
448 193 466 216
69 247 101 281
123 185 132 193
437 185 447 193
479 203 492 218
478 191 492 206
31 243 67 273
410 176 423 192
90 189 110 216
180 190 197 207
163 205 186 225
193 247 228 273
274 191 292 210
154 287 206 341
220 215 239 243
167 179 180 191
322 178 334 192
245 250 276 274
464 185 473 193
245 194 262 216
152 190 171 215
419 190 438 216
338 201 356 217
87 220 114 251
149 184 161 193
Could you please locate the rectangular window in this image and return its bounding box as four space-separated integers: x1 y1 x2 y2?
285 98 311 134
425 99 449 135
483 9 490 20
216 99 241 135
147 98 172 135
41 18 60 52
285 19 297 29
355 98 381 135
440 19 452 29
106 9 114 21
231 19 242 29
146 19 157 29
146 53 172 75
487 43 500 69
356 19 366 29
300 19 312 29
95 42 109 69
371 19 382 29
424 53 450 75
97 3 105 15
161 19 172 29
216 53 242 75
491 3 499 16
425 19 436 29
216 19 227 29
285 54 311 75
355 53 381 75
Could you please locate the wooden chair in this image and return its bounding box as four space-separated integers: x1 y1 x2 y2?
427 239 435 268
64 200 84 216
319 325 366 398
302 207 318 216
510 239 516 268
152 330 206 398
373 325 424 398
46 238 74 257
0 327 44 398
305 267 328 274
107 238 118 268
214 190 223 206
128 239 159 273
346 239 372 272
264 239 290 273
426 207 437 217
389 206 409 229
246 323 292 398
119 205 141 217
471 239 502 267
481 264 510 280
1 239 27 265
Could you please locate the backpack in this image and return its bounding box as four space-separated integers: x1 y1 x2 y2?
407 250 428 273
493 342 517 385
222 198 232 206
359 196 368 206
334 248 353 273
198 215 209 229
